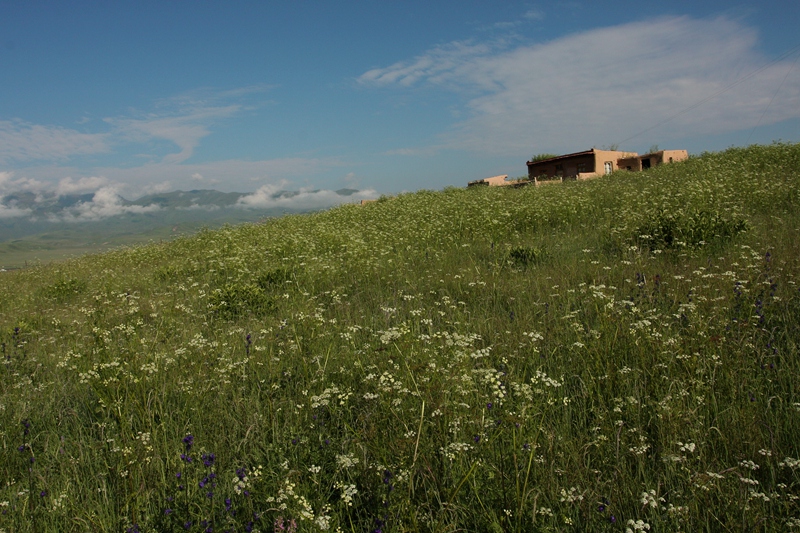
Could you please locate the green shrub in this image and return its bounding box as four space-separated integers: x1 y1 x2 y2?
40 278 87 301
256 267 293 289
207 283 275 318
633 209 747 250
506 245 547 268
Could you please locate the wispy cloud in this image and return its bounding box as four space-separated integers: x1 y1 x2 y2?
0 86 271 167
95 157 344 196
489 7 545 30
382 146 445 157
108 104 241 164
237 182 377 210
55 176 110 196
358 40 499 88
0 120 109 163
108 86 273 164
190 172 220 186
360 16 800 154
523 9 544 21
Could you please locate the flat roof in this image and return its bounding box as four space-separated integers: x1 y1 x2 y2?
527 148 642 166
526 149 595 166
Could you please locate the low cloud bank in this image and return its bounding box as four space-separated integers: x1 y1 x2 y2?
0 173 378 223
0 204 32 219
0 170 47 196
237 183 378 211
59 186 161 222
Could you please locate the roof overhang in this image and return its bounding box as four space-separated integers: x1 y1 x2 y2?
526 150 595 166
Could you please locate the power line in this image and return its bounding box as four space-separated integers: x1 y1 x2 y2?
746 48 800 145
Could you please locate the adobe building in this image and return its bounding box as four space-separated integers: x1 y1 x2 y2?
467 174 511 187
526 149 637 182
526 148 688 182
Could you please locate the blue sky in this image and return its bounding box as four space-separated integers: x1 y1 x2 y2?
1 0 799 209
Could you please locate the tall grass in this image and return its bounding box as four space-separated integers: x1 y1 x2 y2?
1 143 799 532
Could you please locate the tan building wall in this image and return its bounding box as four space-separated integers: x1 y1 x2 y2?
621 150 689 171
617 155 640 171
658 150 688 164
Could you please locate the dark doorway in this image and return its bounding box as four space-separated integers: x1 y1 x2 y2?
641 158 651 169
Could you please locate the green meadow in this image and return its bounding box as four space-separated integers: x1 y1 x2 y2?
1 143 799 532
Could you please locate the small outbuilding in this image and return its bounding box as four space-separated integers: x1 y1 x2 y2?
467 175 511 187
616 150 689 171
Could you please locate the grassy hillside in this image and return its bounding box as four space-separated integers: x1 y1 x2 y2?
1 143 799 532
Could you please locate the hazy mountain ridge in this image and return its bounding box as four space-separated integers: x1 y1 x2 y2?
0 187 374 268
1 187 366 216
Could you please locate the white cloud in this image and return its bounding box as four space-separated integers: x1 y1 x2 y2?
0 120 109 163
55 176 110 196
237 182 378 210
0 171 15 191
178 203 220 212
360 16 800 154
60 186 161 221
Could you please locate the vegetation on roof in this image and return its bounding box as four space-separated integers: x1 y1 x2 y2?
530 152 560 162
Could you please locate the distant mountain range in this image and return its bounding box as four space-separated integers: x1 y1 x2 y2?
0 187 371 268
2 187 363 215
